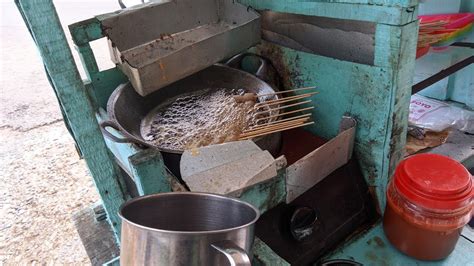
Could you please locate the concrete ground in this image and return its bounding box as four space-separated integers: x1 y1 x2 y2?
0 1 120 264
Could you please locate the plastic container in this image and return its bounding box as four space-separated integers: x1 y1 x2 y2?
419 13 474 47
416 46 430 59
383 154 473 260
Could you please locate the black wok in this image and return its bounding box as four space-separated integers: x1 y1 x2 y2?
101 64 282 177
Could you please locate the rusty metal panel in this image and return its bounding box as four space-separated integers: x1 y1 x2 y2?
261 11 376 65
286 118 356 203
100 0 261 96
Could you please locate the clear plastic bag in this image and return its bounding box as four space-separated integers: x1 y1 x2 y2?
409 95 474 133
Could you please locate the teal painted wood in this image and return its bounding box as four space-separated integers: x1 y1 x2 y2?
252 44 382 210
449 63 474 108
69 17 104 46
102 137 138 176
129 149 172 196
88 70 128 110
253 238 290 266
461 0 474 12
97 112 175 196
101 132 139 176
287 0 418 7
103 256 120 266
69 17 128 110
238 0 418 25
75 43 99 80
238 169 287 213
374 24 414 68
15 0 128 239
383 21 418 204
327 222 474 265
249 19 418 210
418 46 474 109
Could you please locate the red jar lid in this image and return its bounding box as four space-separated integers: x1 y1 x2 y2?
394 154 473 210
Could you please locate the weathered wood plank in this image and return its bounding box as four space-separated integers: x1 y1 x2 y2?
129 149 172 196
381 21 418 208
69 17 104 46
374 21 419 68
103 256 120 266
73 204 119 266
253 238 290 266
16 0 128 238
97 111 141 175
237 172 287 213
75 43 99 80
69 18 128 111
238 0 418 25
297 0 418 7
88 69 128 110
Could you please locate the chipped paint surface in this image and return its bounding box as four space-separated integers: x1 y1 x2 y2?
327 223 474 265
238 0 418 25
237 168 286 213
250 20 417 210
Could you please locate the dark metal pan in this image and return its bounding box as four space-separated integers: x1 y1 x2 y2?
101 64 281 177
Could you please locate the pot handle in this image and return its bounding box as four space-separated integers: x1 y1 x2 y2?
225 53 281 89
211 240 251 266
319 259 362 266
225 53 267 80
99 120 137 144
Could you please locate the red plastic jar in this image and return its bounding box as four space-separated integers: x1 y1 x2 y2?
383 154 473 260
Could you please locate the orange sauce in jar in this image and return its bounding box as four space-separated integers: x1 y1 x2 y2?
383 154 473 260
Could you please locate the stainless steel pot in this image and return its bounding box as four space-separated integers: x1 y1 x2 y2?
119 192 260 266
101 64 282 177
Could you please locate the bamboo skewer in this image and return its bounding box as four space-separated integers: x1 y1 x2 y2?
242 120 309 137
418 33 448 46
419 27 449 32
419 20 447 26
241 122 308 138
253 100 312 116
240 122 315 140
254 93 312 107
242 117 311 136
254 92 318 107
417 19 452 48
250 113 312 128
257 86 317 97
255 106 314 123
234 85 318 140
241 122 307 138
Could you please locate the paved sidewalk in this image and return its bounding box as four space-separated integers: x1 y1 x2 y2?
0 1 118 264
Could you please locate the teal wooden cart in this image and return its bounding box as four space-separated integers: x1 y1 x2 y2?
15 0 473 265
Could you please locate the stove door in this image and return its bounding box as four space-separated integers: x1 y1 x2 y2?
255 159 378 265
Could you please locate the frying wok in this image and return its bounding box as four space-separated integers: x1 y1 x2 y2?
101 64 282 177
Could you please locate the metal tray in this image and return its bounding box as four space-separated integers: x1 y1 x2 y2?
102 0 261 96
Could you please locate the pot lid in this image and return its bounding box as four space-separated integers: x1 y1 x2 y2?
394 154 473 210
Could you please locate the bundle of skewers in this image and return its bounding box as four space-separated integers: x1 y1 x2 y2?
418 20 449 48
233 86 317 140
417 13 474 58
